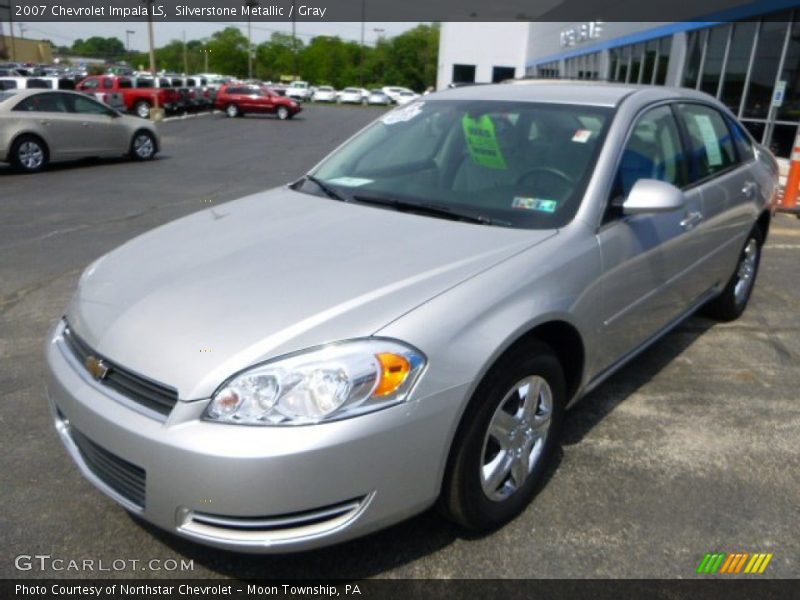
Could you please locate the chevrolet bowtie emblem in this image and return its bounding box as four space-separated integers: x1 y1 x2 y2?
85 355 110 380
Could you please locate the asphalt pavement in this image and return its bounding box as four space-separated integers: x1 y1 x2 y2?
1 105 798 580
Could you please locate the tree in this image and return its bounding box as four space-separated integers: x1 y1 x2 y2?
207 27 249 78
255 32 304 81
70 37 126 60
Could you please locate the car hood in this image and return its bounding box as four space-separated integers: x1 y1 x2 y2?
67 188 555 399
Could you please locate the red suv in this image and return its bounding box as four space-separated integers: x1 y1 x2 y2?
215 84 301 120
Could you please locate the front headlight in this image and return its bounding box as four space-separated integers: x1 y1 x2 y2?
204 340 425 426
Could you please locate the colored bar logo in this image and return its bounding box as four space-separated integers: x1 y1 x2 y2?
697 552 773 574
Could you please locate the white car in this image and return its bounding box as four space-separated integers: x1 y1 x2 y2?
313 86 337 102
366 89 391 106
338 87 365 105
394 90 420 105
286 81 312 102
382 86 415 103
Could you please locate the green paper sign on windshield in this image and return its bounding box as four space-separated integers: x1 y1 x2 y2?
462 114 507 170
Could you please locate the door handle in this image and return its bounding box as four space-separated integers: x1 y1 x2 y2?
81 122 90 127
39 120 50 125
742 181 757 199
680 211 703 230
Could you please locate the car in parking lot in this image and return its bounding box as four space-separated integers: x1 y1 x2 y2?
77 75 178 118
214 83 301 119
382 86 416 103
313 86 337 102
367 89 391 106
1 89 158 172
286 80 312 102
394 90 420 105
45 82 776 553
339 87 366 104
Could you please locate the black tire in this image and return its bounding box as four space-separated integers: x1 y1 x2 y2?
440 341 566 531
225 103 240 118
133 100 151 119
703 226 764 322
10 134 48 173
129 130 157 161
276 106 290 120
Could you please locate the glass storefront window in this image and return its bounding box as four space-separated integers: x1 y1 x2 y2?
720 21 757 114
609 48 618 81
700 24 731 98
777 20 800 121
683 29 706 89
741 121 766 146
743 15 789 119
642 40 658 84
618 45 630 83
770 123 799 158
629 43 643 83
655 37 671 85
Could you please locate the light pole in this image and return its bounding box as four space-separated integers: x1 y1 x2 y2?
125 29 135 52
202 46 211 73
143 0 161 119
359 0 365 87
246 0 258 80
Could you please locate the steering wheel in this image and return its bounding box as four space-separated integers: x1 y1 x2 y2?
516 166 575 189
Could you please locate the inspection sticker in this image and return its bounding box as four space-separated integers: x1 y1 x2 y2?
381 102 424 125
512 197 558 212
572 129 592 143
326 177 373 187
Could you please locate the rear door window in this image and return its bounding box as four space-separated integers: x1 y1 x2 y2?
676 103 738 182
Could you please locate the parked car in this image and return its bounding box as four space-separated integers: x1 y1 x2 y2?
214 84 301 119
366 89 391 106
313 86 337 102
285 80 312 102
45 83 776 553
76 75 179 118
394 90 420 105
338 87 365 104
382 86 415 103
1 89 159 172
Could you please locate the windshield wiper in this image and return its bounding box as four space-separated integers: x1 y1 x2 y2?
351 194 495 225
305 175 351 202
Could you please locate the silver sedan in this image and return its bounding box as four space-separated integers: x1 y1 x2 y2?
0 89 159 173
45 83 777 552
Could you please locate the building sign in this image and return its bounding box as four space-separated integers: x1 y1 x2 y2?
560 22 604 48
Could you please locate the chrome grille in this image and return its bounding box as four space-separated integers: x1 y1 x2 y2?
62 322 179 417
70 428 146 509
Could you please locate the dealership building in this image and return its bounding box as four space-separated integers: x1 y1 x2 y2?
437 5 800 157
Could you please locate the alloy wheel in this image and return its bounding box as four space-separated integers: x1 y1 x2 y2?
480 375 553 502
734 239 759 306
19 141 44 171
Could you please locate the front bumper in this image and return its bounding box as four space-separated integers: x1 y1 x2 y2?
44 321 466 552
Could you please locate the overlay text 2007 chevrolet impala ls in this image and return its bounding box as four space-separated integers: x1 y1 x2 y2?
45 82 778 552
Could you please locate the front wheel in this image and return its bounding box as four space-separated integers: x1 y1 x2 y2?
225 103 240 118
703 226 763 321
276 106 290 120
130 130 157 161
440 341 565 531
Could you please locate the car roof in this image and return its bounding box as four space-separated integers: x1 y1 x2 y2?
0 88 95 109
430 80 717 107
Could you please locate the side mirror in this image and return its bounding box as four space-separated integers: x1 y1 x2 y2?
622 179 686 215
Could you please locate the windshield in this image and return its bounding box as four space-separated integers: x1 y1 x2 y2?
306 100 612 229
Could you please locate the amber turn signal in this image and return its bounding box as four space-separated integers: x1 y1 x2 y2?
374 353 412 396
